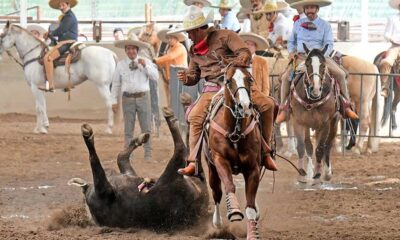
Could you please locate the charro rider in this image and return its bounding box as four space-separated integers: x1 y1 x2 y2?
171 6 277 176
379 0 400 98
275 0 358 123
39 0 78 92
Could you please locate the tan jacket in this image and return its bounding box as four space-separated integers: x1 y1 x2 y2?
252 55 270 95
155 42 188 81
250 13 269 40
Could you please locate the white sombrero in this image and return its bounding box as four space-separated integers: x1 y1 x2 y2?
290 0 332 8
114 34 151 50
49 0 78 9
127 26 142 39
239 32 269 50
157 28 187 43
210 0 238 9
168 5 214 33
237 7 252 19
253 0 289 14
389 0 400 9
184 0 212 7
240 0 266 9
27 24 46 35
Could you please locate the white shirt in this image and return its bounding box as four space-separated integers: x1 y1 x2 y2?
384 14 400 44
241 18 251 33
111 57 159 104
268 13 293 44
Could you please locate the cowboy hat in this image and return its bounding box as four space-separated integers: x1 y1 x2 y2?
237 7 252 19
389 0 400 9
27 24 46 36
239 32 269 50
168 6 214 33
290 0 332 8
157 28 187 43
253 0 289 14
49 0 78 9
184 0 212 7
240 0 266 9
114 34 151 50
127 26 142 39
210 0 238 9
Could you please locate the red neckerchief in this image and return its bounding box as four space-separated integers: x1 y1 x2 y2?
293 15 300 22
268 22 274 32
193 38 209 55
301 21 317 31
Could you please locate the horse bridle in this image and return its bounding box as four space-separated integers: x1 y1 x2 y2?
303 57 328 101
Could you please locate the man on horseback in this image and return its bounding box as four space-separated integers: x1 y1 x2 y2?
39 0 78 92
171 6 277 176
379 0 400 98
275 0 358 123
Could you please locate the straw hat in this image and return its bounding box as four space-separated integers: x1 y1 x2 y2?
27 24 46 36
127 26 142 39
114 34 151 50
184 0 212 7
237 7 252 20
239 32 269 50
240 0 266 9
210 0 238 9
157 28 187 43
168 6 214 33
290 0 332 9
48 0 78 9
253 0 289 14
389 0 400 9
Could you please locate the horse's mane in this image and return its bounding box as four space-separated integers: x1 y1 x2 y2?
10 24 48 48
306 48 325 60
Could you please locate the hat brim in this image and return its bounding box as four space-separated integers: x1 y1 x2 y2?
210 2 238 9
239 33 269 51
27 25 46 35
389 0 400 9
184 0 212 7
240 0 266 9
127 27 142 38
157 29 187 43
253 1 289 14
49 0 78 9
168 10 214 34
290 0 332 9
114 40 151 50
237 8 251 19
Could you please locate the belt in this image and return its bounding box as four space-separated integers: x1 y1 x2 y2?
122 91 146 98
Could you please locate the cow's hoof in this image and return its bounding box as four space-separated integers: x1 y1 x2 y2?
162 107 174 118
180 92 193 106
138 133 150 145
81 124 93 137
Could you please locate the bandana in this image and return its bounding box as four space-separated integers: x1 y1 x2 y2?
268 22 274 32
193 38 209 56
293 15 300 22
301 22 317 31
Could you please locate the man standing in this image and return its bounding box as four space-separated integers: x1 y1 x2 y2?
111 35 159 159
379 0 400 97
276 0 358 123
212 0 241 32
154 29 188 107
169 6 277 176
27 24 46 40
39 0 78 92
113 28 124 40
241 0 269 39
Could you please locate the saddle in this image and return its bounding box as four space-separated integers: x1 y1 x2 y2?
329 50 344 66
39 42 85 67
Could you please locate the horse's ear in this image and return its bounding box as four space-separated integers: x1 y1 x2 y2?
303 43 310 54
322 44 329 56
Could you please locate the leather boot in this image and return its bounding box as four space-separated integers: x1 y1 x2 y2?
275 109 287 124
39 49 60 92
260 109 278 171
177 162 196 176
379 62 392 98
177 122 203 176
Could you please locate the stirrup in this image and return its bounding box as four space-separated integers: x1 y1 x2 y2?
38 82 54 92
177 161 200 177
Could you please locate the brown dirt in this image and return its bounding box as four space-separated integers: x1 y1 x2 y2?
1 113 400 240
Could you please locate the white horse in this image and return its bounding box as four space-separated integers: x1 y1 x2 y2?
0 21 116 134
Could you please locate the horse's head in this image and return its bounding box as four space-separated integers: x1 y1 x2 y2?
0 21 18 54
303 43 329 100
225 66 252 117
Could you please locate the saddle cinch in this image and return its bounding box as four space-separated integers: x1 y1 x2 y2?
39 42 85 67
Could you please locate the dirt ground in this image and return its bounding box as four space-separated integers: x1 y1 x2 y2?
1 113 400 240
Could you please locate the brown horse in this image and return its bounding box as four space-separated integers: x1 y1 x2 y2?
290 44 340 182
206 66 263 239
374 52 400 131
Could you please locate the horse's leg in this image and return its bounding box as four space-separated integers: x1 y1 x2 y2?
391 89 400 130
243 161 261 240
95 84 114 134
30 84 49 134
304 127 314 179
285 119 297 157
353 101 370 155
274 124 283 150
323 115 340 181
209 165 223 228
313 128 327 181
346 119 358 150
213 153 243 222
